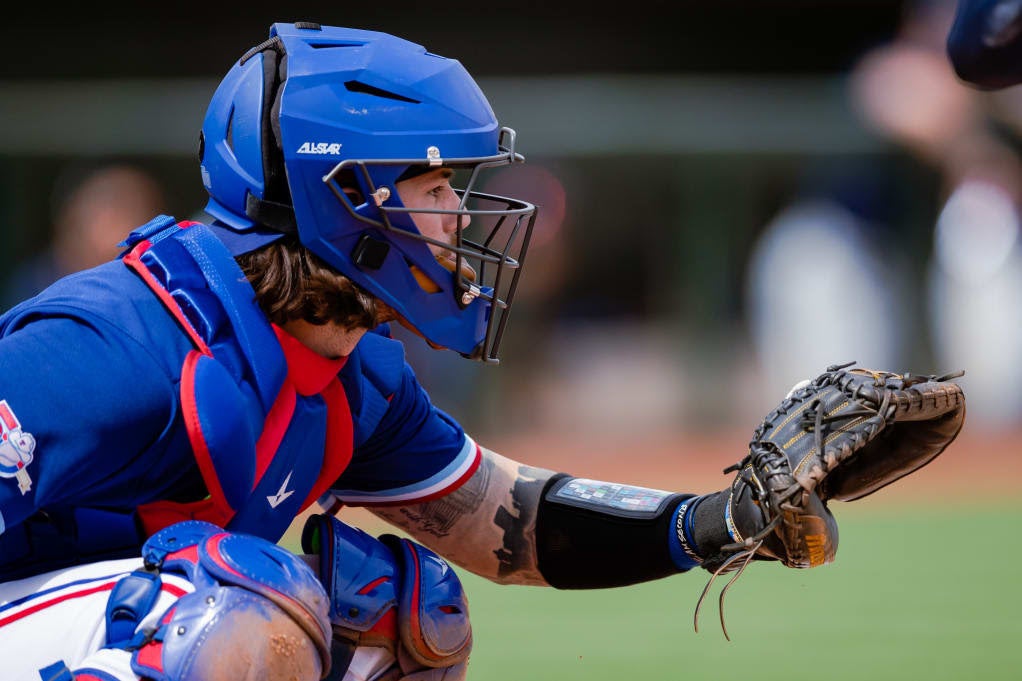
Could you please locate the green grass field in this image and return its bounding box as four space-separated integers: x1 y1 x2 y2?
453 501 1022 681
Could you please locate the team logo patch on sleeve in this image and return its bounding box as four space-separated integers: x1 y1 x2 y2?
0 400 36 495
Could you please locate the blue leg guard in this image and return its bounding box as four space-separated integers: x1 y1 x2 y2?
302 514 472 674
121 520 332 681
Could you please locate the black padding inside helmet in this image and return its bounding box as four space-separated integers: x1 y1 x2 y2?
261 47 291 208
242 39 298 234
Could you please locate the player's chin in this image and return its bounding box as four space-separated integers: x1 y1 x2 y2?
437 251 477 283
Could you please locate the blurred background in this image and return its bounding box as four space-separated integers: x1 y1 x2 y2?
4 0 1022 438
1 1 1020 677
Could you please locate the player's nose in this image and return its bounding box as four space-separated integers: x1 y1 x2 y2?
443 196 469 234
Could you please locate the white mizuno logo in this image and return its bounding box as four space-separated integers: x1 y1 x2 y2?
267 471 296 509
296 142 343 155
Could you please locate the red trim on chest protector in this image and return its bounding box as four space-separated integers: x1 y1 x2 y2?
270 326 354 510
142 332 354 532
137 498 233 537
123 234 212 357
254 382 297 482
297 377 354 510
130 228 355 534
180 350 234 518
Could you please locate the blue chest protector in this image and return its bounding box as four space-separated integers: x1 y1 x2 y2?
0 215 405 579
123 216 404 541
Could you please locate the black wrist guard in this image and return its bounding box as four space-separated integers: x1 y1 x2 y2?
535 474 693 589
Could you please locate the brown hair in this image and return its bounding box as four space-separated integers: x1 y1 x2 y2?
235 235 379 330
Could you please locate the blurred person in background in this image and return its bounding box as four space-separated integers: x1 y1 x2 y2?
0 161 167 310
745 160 909 400
745 2 968 402
835 0 1022 429
941 0 1022 429
749 0 1022 429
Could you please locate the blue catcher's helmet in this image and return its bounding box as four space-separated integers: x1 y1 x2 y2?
199 22 537 362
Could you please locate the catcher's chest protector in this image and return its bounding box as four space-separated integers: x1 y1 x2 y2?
122 216 355 541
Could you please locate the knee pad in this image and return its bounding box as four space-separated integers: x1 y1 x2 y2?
128 520 332 681
381 534 472 669
302 514 472 671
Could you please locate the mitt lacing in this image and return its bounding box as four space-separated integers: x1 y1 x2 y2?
799 389 892 465
693 539 761 642
694 445 798 642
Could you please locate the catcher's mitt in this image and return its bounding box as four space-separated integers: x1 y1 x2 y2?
693 361 966 638
752 361 966 504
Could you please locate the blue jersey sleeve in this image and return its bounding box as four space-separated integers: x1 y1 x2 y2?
330 361 479 506
0 313 178 535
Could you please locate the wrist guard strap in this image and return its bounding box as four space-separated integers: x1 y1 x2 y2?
535 474 695 589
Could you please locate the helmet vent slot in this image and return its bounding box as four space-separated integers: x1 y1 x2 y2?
225 106 235 153
344 80 420 104
308 41 364 49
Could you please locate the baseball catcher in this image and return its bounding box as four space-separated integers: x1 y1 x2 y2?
0 18 970 679
681 361 966 638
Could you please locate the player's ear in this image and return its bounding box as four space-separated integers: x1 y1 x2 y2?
334 169 364 206
343 187 364 205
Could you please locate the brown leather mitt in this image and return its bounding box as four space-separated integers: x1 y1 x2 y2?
718 361 963 564
754 361 966 503
690 363 964 639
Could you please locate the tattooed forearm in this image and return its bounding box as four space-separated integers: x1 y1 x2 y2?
493 467 547 579
369 447 556 586
374 453 494 539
